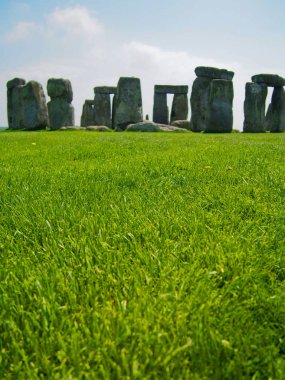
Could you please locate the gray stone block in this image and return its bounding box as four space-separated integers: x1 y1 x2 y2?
48 98 74 130
94 86 117 95
195 66 234 81
206 79 234 133
190 77 212 132
7 78 26 129
113 77 143 130
81 100 95 127
94 93 111 127
47 78 73 103
266 87 285 132
243 82 267 133
154 85 188 94
170 94 188 123
21 81 48 130
251 74 285 87
153 93 169 124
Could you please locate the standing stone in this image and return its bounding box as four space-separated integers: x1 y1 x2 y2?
190 77 211 132
21 81 48 130
94 93 111 127
243 82 268 133
7 78 26 129
265 103 273 131
206 79 234 133
81 100 95 127
153 93 169 124
170 94 188 124
266 87 285 132
47 78 74 130
112 94 117 129
113 77 143 130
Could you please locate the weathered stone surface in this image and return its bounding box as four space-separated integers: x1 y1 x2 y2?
153 93 169 124
113 77 143 130
7 78 26 129
195 66 234 81
94 93 111 127
170 94 188 123
126 121 187 132
21 81 48 130
47 98 75 130
243 82 267 133
60 126 86 130
154 85 188 94
86 126 111 131
94 86 117 95
171 120 191 130
190 77 212 132
206 79 234 133
251 74 285 87
47 78 73 102
81 100 95 127
266 87 285 132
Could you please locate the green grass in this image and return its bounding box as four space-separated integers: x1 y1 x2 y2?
0 131 284 379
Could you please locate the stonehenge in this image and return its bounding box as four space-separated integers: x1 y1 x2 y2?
5 69 285 133
153 85 188 125
190 66 234 133
243 74 285 132
7 78 48 130
47 78 75 130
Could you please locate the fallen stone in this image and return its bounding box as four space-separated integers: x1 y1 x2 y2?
126 121 187 132
170 94 188 123
243 82 267 133
86 126 111 131
113 77 143 130
154 85 188 94
251 74 285 87
190 77 212 132
47 78 73 102
21 81 48 130
195 66 234 81
60 126 86 130
171 120 191 130
206 79 234 133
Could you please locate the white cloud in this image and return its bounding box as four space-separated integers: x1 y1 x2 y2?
47 6 104 39
3 21 37 43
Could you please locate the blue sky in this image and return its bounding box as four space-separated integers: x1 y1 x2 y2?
1 0 285 128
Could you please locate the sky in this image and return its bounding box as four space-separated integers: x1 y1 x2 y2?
1 0 285 129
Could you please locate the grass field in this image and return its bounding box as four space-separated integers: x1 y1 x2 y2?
0 131 284 379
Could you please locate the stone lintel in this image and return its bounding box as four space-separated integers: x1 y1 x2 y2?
154 85 188 94
195 66 234 81
94 86 117 94
251 74 285 87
